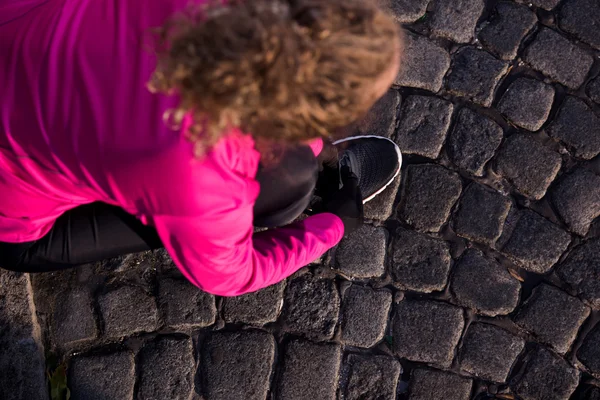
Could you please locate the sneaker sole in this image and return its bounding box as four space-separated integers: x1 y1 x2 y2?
332 135 403 204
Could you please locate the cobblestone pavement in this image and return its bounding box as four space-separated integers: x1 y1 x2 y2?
2 1 600 399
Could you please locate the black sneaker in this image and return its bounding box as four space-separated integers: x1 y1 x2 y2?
333 135 402 203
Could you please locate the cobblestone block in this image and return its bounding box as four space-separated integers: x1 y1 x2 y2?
334 225 387 278
392 299 464 367
514 284 590 354
408 369 473 400
498 78 555 131
394 95 454 159
343 354 401 400
453 183 511 246
0 271 47 400
280 274 339 340
588 76 600 104
577 323 600 377
202 331 275 400
549 96 600 159
98 285 158 338
385 0 429 23
399 164 462 232
138 336 195 400
222 281 285 325
581 386 600 400
511 346 580 400
451 249 521 317
445 47 508 107
0 338 48 400
501 210 571 273
391 228 451 293
478 2 537 60
524 28 593 89
340 285 392 348
394 33 450 93
559 0 600 50
354 90 400 139
69 352 135 400
495 134 562 200
459 323 525 382
551 168 600 236
158 278 215 330
364 173 401 221
276 339 341 400
429 0 485 43
516 0 560 10
447 108 504 176
558 238 600 309
52 287 97 347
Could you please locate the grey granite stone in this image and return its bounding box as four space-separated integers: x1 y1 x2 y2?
459 323 525 383
0 337 48 400
385 0 430 23
558 238 600 309
548 96 600 159
524 28 594 89
334 225 387 278
52 287 97 347
577 323 600 377
354 90 400 139
551 168 600 236
559 0 600 50
515 284 590 354
451 249 521 317
69 352 135 400
408 369 473 400
280 274 339 340
158 278 216 330
392 299 464 367
453 183 511 246
511 346 580 400
339 285 392 348
429 0 485 43
581 386 600 400
498 78 555 131
394 33 450 93
276 339 341 400
501 210 571 273
394 95 454 159
445 47 509 107
343 354 401 400
202 330 275 400
495 133 562 200
138 336 195 400
364 173 402 221
588 76 600 104
391 228 451 293
222 281 285 325
447 108 504 176
0 271 48 400
399 164 462 232
478 2 537 60
98 285 158 338
516 0 560 10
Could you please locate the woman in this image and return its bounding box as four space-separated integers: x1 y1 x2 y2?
0 0 402 295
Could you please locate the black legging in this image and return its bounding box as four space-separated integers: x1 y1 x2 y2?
0 145 319 273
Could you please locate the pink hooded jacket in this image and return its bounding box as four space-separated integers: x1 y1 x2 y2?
0 0 344 295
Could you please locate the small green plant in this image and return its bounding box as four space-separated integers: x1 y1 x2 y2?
48 364 70 400
46 353 70 400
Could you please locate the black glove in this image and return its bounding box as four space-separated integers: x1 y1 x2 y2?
323 166 364 236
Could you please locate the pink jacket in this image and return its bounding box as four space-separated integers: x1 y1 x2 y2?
0 0 344 295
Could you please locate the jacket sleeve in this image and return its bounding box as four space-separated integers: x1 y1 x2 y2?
151 206 344 296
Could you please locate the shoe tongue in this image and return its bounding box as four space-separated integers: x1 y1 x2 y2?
338 148 361 187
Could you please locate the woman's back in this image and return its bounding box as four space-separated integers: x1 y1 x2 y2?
0 0 248 242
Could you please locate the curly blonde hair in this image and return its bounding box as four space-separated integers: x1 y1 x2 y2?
149 0 400 154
